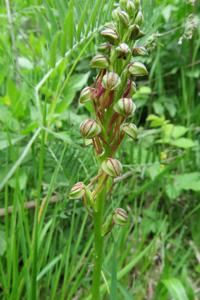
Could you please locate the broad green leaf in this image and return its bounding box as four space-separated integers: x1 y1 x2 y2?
175 172 200 192
147 114 166 127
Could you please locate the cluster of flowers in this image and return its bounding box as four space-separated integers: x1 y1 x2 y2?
69 0 148 233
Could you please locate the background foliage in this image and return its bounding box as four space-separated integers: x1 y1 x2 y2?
0 0 200 299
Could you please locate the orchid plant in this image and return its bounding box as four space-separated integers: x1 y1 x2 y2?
69 0 149 298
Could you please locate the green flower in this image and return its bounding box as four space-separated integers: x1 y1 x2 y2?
80 119 101 139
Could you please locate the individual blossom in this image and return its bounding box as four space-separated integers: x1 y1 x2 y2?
79 86 95 104
112 8 130 27
101 158 122 177
135 10 144 25
90 54 109 69
114 98 136 117
132 46 148 56
100 26 119 43
116 43 131 59
69 182 85 199
128 61 148 76
130 24 145 40
80 119 101 139
121 123 138 139
126 1 136 17
113 208 128 226
102 72 121 91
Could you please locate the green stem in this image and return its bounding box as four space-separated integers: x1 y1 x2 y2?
92 177 106 300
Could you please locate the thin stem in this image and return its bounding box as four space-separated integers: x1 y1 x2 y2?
92 176 107 300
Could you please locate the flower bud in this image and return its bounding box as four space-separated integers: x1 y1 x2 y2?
113 8 130 27
113 208 128 226
90 54 109 69
100 27 119 43
133 0 140 11
101 158 122 177
135 10 143 25
128 62 148 76
119 0 128 9
121 123 138 139
79 86 94 104
132 46 148 56
126 1 136 17
114 98 136 117
80 119 101 139
116 43 131 59
102 72 121 91
69 182 85 199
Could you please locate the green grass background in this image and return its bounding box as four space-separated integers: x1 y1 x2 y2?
0 0 200 299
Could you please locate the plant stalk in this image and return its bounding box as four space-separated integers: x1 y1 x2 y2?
92 177 106 300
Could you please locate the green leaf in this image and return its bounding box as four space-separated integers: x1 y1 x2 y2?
0 231 6 256
170 138 195 149
163 278 189 300
37 254 62 282
175 172 200 192
49 31 62 67
147 114 166 127
56 72 90 112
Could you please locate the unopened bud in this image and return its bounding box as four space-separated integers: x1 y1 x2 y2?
116 43 131 59
102 72 121 91
90 54 109 69
119 0 128 9
69 182 85 199
100 27 119 43
133 0 140 11
126 1 136 17
132 46 148 56
135 10 143 25
121 123 138 139
101 158 122 177
128 62 148 76
113 9 130 27
79 86 94 104
113 208 128 226
114 98 136 117
80 119 101 139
